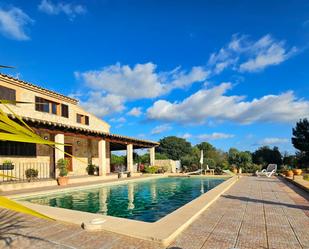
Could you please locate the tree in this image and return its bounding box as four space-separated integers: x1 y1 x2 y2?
238 151 252 168
157 136 192 160
228 148 240 166
252 146 282 167
111 154 125 165
292 118 309 167
282 153 297 167
228 148 252 170
196 142 228 168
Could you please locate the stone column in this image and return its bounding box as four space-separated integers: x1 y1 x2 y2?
54 133 64 177
98 139 107 176
149 147 155 166
127 144 133 172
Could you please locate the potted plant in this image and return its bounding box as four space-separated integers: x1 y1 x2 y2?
286 169 294 178
293 168 302 176
25 168 38 182
0 160 14 170
86 164 99 175
57 158 69 186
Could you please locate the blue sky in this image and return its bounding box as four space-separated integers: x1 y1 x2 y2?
0 0 309 153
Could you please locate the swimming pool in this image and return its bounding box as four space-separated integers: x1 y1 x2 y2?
19 177 226 222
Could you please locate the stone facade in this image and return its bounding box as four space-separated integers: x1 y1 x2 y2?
0 75 110 133
0 75 111 178
154 159 177 173
0 74 156 180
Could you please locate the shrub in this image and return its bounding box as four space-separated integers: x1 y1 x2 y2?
241 164 262 173
187 163 199 172
57 158 69 177
144 166 158 174
0 160 14 170
214 167 223 175
156 165 169 173
3 160 13 166
25 168 38 181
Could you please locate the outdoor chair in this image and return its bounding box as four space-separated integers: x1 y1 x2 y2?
255 164 277 177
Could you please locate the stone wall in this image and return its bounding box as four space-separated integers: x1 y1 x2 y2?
0 130 53 180
0 76 110 133
0 76 113 178
0 131 111 179
154 159 176 173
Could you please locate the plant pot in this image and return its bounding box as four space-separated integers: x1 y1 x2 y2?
286 170 294 178
232 168 238 174
293 169 302 176
57 176 69 186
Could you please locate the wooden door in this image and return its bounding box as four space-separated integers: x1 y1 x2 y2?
64 145 73 172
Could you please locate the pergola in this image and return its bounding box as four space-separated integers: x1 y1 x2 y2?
9 114 159 175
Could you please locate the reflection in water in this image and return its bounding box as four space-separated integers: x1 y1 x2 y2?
150 182 157 202
200 179 204 193
99 187 109 215
128 183 135 210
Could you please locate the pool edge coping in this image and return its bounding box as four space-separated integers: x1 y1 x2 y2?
12 175 239 246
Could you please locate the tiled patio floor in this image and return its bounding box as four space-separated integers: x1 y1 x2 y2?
0 176 308 249
169 176 309 249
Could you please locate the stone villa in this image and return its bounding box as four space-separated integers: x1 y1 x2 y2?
0 74 159 182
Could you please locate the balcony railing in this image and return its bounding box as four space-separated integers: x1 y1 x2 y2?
0 162 52 184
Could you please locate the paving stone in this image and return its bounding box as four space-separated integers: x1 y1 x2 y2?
2 176 309 249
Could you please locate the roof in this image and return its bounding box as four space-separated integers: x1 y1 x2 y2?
103 133 160 148
0 73 78 104
9 114 159 148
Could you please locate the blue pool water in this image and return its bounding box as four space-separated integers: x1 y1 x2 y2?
20 177 226 222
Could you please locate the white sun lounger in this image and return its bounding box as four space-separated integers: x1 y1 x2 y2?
256 164 277 177
187 169 203 175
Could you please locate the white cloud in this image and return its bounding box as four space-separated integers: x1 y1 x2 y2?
258 137 289 145
151 124 171 135
38 0 86 19
147 82 309 124
127 107 142 117
74 34 299 120
109 117 126 123
75 62 209 100
239 42 297 72
208 34 297 73
80 92 125 117
197 132 234 141
181 133 192 139
0 6 33 40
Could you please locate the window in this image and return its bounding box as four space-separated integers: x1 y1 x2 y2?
76 114 82 123
51 102 58 114
35 97 49 113
76 113 89 125
0 86 16 102
35 96 60 115
61 104 69 118
0 141 36 156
